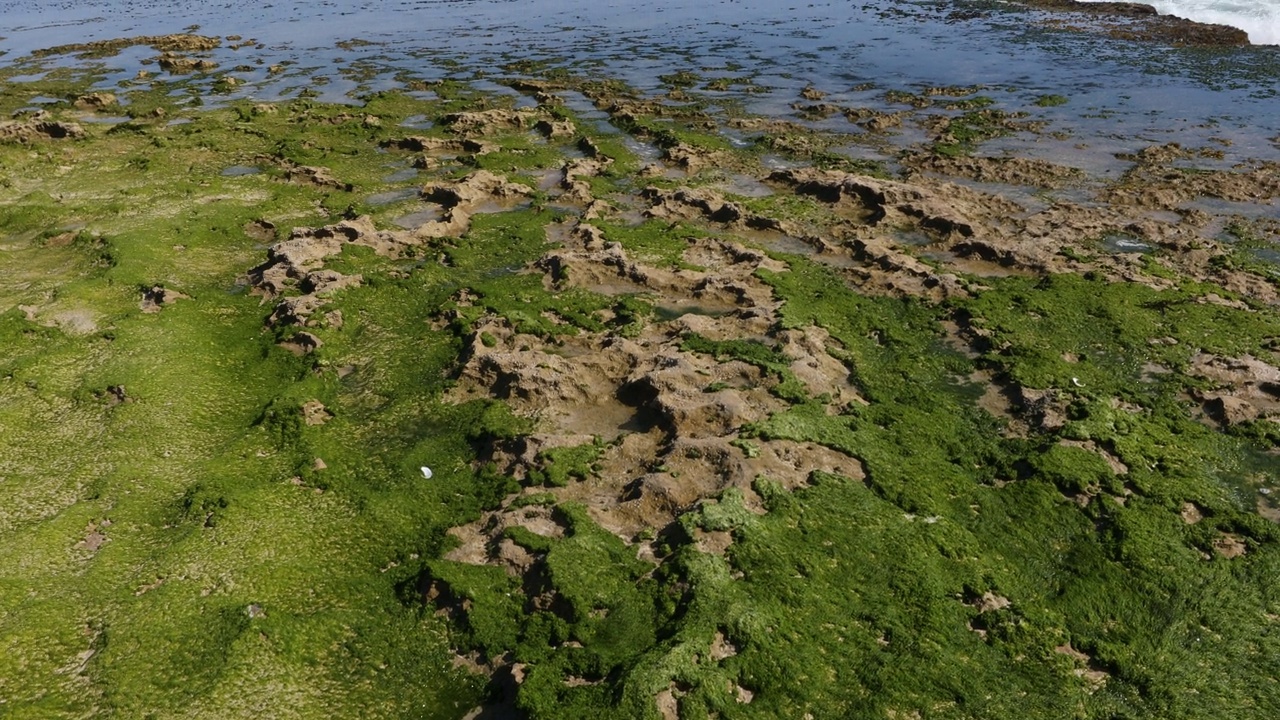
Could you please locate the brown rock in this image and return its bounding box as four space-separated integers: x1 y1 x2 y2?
140 285 189 313
0 118 85 143
280 331 324 355
440 108 536 135
301 400 332 426
1213 534 1247 559
74 92 117 110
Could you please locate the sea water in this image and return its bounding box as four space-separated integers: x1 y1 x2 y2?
2 0 1278 159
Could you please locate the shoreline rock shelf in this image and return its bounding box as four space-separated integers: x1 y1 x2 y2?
0 28 1278 720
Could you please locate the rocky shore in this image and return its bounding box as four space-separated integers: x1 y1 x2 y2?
2 12 1279 720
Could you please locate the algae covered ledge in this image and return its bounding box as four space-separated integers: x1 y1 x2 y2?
2 19 1280 720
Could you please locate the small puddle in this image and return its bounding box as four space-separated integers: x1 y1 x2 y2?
399 114 433 129
554 396 643 440
1182 197 1280 219
1098 233 1153 254
392 206 443 228
923 251 1034 277
367 187 419 206
720 127 756 149
537 168 565 192
717 173 773 198
221 165 262 177
761 154 801 171
81 115 131 124
1250 248 1280 266
622 135 663 163
471 199 531 215
559 91 616 130
383 167 419 182
956 369 1017 422
894 229 934 247
757 233 861 269
1220 445 1280 521
653 302 736 321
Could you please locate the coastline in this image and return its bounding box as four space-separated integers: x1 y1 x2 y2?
1012 0 1253 45
2 3 1280 717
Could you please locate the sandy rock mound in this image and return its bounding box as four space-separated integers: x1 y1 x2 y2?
412 170 534 238
32 33 220 58
558 138 615 204
1189 353 1280 426
382 136 498 167
0 117 85 143
904 153 1083 188
248 215 419 328
446 214 867 559
769 167 994 238
73 93 117 110
440 108 539 135
261 157 353 191
424 169 531 207
156 53 219 73
140 285 189 313
1105 144 1280 210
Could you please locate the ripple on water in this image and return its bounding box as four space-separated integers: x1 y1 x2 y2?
1250 248 1280 267
367 187 419 205
398 114 433 129
383 167 419 183
392 206 443 229
716 173 774 198
1099 233 1153 253
653 302 738 321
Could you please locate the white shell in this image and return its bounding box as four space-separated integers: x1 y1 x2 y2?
420 466 433 479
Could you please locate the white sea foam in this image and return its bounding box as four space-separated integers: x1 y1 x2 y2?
1086 0 1280 44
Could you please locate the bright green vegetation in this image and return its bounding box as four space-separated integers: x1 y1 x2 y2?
0 76 605 716
0 84 530 716
527 439 607 488
2 62 1279 720
417 262 1280 718
680 334 809 402
595 220 707 270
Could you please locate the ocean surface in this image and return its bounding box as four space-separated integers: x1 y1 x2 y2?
2 0 1279 173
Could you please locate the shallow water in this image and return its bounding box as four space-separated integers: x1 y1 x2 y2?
1099 233 1155 253
366 187 420 206
3 2 1278 151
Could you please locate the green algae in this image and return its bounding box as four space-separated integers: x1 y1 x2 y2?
595 219 707 271
0 81 514 718
1033 94 1069 107
955 273 1280 396
3 63 1280 720
680 334 808 403
528 438 607 488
